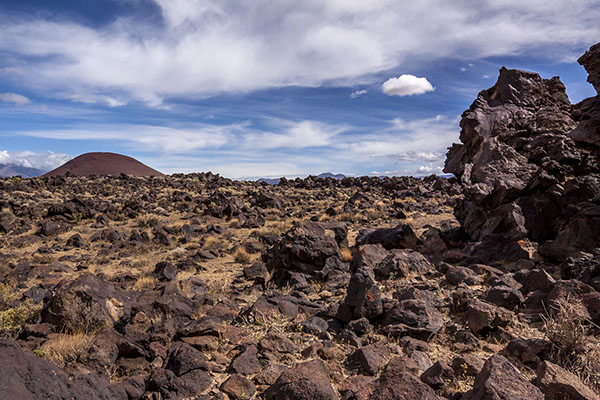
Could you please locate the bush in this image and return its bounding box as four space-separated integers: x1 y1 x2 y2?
0 283 18 311
234 247 252 264
0 300 41 338
339 247 353 263
59 297 111 334
542 297 600 391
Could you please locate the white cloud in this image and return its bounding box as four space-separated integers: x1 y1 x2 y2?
382 75 435 97
0 150 70 170
243 120 346 149
350 89 367 99
0 93 30 105
17 120 346 153
11 114 458 177
460 67 467 72
0 1 598 105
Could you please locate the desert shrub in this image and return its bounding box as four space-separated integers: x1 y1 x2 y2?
339 247 353 263
542 297 600 391
263 221 293 236
233 247 252 263
0 283 18 311
38 332 94 367
60 297 111 334
138 214 159 228
202 236 222 251
0 300 41 338
133 276 157 291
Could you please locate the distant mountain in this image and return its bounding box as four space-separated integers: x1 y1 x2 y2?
44 152 163 177
0 164 46 178
317 172 345 180
257 177 281 185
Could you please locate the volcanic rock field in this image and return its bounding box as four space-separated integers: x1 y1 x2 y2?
0 43 599 399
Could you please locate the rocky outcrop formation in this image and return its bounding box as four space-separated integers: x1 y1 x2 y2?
0 339 134 399
263 221 347 286
468 355 544 400
41 274 132 332
445 42 600 261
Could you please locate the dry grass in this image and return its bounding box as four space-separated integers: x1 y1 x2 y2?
542 297 600 391
260 220 293 236
133 276 157 291
233 247 252 264
236 312 291 341
137 214 159 228
202 236 222 251
339 247 353 263
39 332 94 367
59 299 111 334
337 212 354 222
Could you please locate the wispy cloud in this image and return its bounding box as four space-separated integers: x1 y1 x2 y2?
350 89 367 99
0 1 598 106
0 93 30 105
10 114 458 178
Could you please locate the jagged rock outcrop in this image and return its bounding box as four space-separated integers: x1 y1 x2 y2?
445 42 600 261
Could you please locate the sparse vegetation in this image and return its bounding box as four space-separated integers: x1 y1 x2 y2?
542 297 600 391
233 247 252 263
339 247 353 263
0 300 41 338
38 332 94 367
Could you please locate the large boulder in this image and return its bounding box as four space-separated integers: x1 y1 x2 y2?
0 339 126 399
382 299 443 340
41 274 132 332
445 42 600 261
264 359 339 400
536 360 600 400
367 356 441 400
338 266 383 322
264 221 344 285
468 355 544 400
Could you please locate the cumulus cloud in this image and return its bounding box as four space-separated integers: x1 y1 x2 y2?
382 75 435 96
0 150 70 170
0 93 30 105
350 89 367 99
0 1 598 105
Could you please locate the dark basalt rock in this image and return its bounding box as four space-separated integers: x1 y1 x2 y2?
41 273 132 331
0 339 127 399
264 359 339 400
263 221 343 285
468 355 543 400
445 43 600 261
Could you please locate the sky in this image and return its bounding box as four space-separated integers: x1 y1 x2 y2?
0 1 598 179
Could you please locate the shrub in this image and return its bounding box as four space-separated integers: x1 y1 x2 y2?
59 297 111 334
0 283 18 311
202 236 222 251
339 247 353 263
0 300 41 338
542 297 600 391
233 247 252 264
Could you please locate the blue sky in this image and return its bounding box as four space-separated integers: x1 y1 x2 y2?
0 1 598 178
